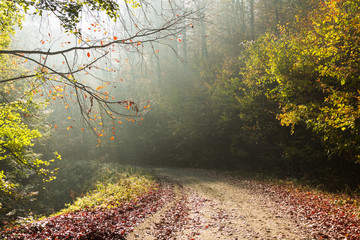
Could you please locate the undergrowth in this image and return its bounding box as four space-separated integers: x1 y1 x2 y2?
53 164 157 215
12 164 157 227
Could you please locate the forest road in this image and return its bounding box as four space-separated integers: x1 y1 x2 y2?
128 168 311 240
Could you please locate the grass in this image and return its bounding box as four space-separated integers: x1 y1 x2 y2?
53 164 157 215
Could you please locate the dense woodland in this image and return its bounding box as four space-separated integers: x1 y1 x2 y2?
1 0 360 225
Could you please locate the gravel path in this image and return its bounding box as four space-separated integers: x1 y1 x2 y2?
129 168 311 239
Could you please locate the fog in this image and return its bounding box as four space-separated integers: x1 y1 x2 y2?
2 0 360 220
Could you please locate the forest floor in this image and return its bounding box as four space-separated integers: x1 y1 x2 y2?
2 167 360 239
129 167 360 240
128 167 311 239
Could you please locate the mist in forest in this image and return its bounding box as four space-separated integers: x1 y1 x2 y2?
2 0 360 221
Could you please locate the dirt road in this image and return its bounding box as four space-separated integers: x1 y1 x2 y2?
129 168 311 239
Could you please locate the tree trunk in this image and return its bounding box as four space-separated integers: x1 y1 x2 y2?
249 0 255 40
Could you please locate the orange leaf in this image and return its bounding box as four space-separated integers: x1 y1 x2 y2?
54 125 58 129
65 104 69 109
114 36 117 40
81 128 84 131
118 121 122 124
111 136 114 140
87 52 90 57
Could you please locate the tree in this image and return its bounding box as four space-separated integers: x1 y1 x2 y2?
1 0 198 123
239 0 360 162
0 0 199 222
0 1 62 223
0 0 198 164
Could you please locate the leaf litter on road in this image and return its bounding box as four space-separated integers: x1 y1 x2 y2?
2 168 360 239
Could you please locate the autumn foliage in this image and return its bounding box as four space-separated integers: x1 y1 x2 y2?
256 182 360 239
1 184 174 239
